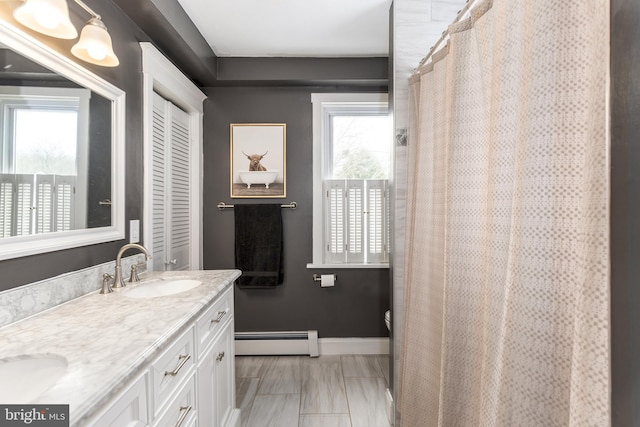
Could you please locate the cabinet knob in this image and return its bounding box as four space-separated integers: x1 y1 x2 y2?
216 351 225 362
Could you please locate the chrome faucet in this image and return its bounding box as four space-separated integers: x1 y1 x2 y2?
112 243 152 289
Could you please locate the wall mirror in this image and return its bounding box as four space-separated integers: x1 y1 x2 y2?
0 17 125 260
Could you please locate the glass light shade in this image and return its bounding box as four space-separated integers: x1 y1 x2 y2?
13 0 78 39
71 18 119 67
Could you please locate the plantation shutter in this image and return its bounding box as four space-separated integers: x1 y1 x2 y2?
168 103 190 271
324 179 389 264
151 92 192 271
366 179 388 263
324 180 346 263
35 175 55 234
15 175 34 236
346 180 365 263
55 175 75 232
0 176 12 237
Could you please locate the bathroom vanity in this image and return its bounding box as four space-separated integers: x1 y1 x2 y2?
0 269 241 427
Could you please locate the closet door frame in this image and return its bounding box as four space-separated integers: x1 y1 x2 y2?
141 42 206 270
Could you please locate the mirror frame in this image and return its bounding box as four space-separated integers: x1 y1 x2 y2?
0 18 125 260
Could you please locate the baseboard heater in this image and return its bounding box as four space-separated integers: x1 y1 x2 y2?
235 330 319 357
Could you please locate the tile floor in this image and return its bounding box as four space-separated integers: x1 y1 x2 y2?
236 355 391 427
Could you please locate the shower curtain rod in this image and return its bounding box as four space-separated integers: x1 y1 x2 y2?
415 0 479 70
217 201 298 210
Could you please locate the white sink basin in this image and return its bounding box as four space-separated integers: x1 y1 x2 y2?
124 279 203 298
0 355 67 403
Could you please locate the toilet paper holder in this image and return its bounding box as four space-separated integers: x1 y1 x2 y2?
313 274 336 282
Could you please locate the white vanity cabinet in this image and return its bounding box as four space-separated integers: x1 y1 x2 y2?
196 286 237 427
85 283 238 427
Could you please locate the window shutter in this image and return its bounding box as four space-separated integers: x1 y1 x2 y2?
366 179 388 263
324 179 389 264
151 92 167 271
15 175 34 236
35 175 55 234
324 179 346 263
55 175 75 232
0 176 13 237
168 103 191 271
346 179 365 263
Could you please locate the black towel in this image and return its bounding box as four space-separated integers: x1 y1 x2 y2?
234 204 284 288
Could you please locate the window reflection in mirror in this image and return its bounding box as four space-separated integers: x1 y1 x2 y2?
0 47 112 238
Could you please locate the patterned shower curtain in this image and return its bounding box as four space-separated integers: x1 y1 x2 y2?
399 0 610 426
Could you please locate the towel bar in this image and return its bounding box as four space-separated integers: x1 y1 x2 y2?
217 201 297 210
312 274 337 282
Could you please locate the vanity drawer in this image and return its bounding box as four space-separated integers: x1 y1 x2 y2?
152 375 197 427
196 287 233 356
86 372 148 427
151 326 196 416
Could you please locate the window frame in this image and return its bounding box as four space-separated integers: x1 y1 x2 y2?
0 86 90 237
308 92 390 269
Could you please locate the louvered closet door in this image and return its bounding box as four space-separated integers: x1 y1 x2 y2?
151 92 192 271
167 103 190 271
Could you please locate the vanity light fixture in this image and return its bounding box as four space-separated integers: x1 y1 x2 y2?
12 0 119 67
13 0 77 39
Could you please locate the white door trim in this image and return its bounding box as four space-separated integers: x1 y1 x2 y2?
141 42 206 270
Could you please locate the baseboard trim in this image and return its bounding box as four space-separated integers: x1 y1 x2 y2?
318 337 390 355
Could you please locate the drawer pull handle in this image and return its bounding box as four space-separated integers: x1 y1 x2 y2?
211 310 227 324
216 351 225 362
164 354 191 377
175 405 192 427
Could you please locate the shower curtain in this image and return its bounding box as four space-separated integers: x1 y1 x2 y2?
399 0 609 426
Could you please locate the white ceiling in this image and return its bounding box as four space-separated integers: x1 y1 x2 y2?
176 0 393 57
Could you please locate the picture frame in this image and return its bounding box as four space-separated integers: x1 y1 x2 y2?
230 123 286 198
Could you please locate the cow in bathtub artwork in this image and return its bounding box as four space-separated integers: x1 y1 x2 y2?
231 123 286 198
240 151 278 189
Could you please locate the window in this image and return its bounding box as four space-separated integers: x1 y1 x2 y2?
0 87 89 237
309 93 391 268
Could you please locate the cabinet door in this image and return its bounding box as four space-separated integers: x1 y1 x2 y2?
150 92 192 272
215 323 234 427
197 321 235 427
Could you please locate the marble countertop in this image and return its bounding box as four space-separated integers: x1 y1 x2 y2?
0 269 241 426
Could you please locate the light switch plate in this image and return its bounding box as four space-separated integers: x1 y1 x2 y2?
129 219 140 243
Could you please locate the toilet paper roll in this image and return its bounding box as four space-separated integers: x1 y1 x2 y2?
320 274 335 287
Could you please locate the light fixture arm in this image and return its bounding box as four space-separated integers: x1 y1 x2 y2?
71 0 101 21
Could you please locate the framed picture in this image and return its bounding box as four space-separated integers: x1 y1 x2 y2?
230 123 286 198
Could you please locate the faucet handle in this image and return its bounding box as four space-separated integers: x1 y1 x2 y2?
100 273 114 294
128 264 141 283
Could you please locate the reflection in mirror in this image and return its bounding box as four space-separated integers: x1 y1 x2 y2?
0 48 111 237
0 17 124 261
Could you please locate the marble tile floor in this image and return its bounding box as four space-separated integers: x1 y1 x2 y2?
236 355 391 427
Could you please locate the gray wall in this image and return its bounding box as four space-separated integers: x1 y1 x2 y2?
203 85 391 338
611 0 640 424
0 0 392 339
0 0 150 291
